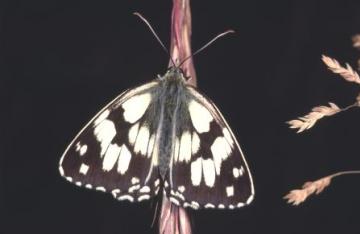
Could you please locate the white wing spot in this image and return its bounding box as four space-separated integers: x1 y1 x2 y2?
222 128 234 148
233 167 245 178
111 189 121 198
140 186 150 193
226 186 234 197
128 184 140 193
178 186 185 193
205 203 215 208
179 131 192 162
147 134 156 158
65 177 73 182
171 190 185 201
117 144 131 174
191 201 200 209
118 195 134 202
79 145 87 156
170 197 180 206
94 119 116 156
211 137 231 175
224 140 232 156
85 184 92 189
246 194 254 204
134 125 150 155
176 192 185 201
189 100 213 133
96 186 106 192
191 132 200 155
75 142 81 151
122 93 151 123
128 123 139 146
102 144 121 171
202 159 216 187
154 179 160 187
233 167 240 178
237 202 245 208
151 141 159 166
138 194 151 201
218 204 225 209
173 137 180 162
79 163 89 175
94 110 110 126
229 205 235 209
75 142 87 156
75 181 82 186
191 158 218 187
131 177 140 184
190 158 202 186
240 166 245 176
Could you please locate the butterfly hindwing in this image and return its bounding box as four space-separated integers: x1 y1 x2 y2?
59 81 162 202
165 86 255 209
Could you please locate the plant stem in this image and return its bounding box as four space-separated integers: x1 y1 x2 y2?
330 170 360 178
169 0 197 86
339 102 358 112
159 0 194 234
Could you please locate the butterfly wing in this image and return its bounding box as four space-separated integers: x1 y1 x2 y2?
59 81 162 202
165 86 255 209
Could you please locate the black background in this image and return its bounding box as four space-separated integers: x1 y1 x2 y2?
3 0 360 234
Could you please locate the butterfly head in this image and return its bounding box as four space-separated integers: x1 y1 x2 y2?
160 66 191 84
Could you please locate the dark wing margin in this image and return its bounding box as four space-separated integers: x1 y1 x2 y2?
165 86 255 209
59 80 162 203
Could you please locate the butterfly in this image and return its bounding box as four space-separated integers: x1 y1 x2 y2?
58 13 255 210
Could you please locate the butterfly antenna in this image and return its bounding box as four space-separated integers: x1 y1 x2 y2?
134 12 176 67
178 29 235 68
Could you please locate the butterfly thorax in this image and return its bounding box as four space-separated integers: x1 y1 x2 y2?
159 67 187 84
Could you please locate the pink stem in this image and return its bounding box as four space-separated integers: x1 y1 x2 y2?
159 0 194 234
169 0 197 86
159 196 192 234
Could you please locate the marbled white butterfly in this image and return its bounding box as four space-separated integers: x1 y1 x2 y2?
58 14 255 210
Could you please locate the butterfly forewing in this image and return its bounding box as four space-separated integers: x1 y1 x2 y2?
165 86 254 209
59 81 162 202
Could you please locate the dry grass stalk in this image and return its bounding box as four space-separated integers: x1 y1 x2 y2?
287 54 360 133
287 102 340 133
284 176 331 205
159 196 191 234
321 55 360 84
169 0 196 86
284 171 360 205
159 0 193 234
286 36 360 206
287 101 359 133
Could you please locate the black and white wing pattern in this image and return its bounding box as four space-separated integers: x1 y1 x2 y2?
59 81 162 203
165 86 255 209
